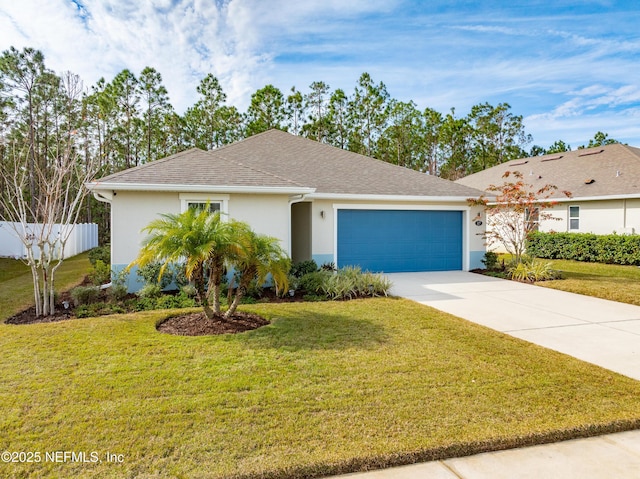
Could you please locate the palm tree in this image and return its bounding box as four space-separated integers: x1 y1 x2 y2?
131 208 237 319
224 229 290 319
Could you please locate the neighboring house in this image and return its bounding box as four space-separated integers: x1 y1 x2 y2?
456 144 640 237
87 129 487 291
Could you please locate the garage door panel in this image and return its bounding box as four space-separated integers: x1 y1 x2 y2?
337 210 462 272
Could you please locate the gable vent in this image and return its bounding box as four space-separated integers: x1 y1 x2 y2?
578 149 604 157
541 155 563 162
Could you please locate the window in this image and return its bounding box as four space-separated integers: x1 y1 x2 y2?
187 201 221 214
525 207 540 232
569 206 580 230
179 194 229 216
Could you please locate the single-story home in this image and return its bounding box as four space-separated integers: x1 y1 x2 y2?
87 129 487 291
456 143 640 236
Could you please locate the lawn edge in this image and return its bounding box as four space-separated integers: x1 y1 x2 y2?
230 419 640 479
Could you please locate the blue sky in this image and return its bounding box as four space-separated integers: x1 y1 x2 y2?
2 0 640 150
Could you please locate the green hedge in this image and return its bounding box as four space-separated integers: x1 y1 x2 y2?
526 232 640 265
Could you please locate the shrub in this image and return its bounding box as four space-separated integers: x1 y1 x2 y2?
290 260 318 278
508 258 560 283
176 292 196 308
298 267 391 300
88 246 110 266
481 251 499 271
527 232 640 265
320 262 337 272
299 270 332 295
180 284 197 298
89 259 112 286
108 284 128 302
136 262 174 289
136 283 162 299
70 285 101 307
155 294 180 309
135 297 157 311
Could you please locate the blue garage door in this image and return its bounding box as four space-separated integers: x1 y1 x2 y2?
337 209 463 272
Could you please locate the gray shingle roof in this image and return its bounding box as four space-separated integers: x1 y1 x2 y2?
455 144 640 199
93 147 306 189
93 130 485 198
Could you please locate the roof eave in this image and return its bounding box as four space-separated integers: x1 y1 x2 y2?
549 193 640 203
307 193 482 202
86 182 315 195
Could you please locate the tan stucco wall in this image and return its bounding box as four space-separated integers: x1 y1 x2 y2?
541 199 640 235
227 194 290 246
110 191 291 267
111 191 181 266
110 191 486 275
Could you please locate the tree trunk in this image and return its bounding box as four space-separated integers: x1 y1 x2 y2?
192 264 214 320
224 267 255 320
206 258 224 314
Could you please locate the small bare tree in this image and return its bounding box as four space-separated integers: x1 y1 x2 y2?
0 74 98 316
0 140 99 317
468 171 571 263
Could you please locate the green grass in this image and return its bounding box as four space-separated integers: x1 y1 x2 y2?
0 253 92 321
1 299 640 479
535 259 640 306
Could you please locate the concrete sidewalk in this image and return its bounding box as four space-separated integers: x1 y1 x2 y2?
324 430 640 479
324 271 640 479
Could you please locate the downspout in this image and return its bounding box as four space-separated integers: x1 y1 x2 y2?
89 188 114 288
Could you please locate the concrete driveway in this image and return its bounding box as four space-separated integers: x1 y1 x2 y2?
386 271 640 381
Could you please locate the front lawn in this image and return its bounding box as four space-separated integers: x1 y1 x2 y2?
535 259 640 306
1 299 640 479
0 253 92 321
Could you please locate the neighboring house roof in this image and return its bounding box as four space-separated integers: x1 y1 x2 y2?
456 144 640 200
89 129 485 199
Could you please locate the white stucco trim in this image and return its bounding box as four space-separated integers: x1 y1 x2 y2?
332 203 472 271
86 182 315 195
549 193 640 203
309 193 477 202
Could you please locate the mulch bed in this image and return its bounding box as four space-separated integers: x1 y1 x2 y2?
5 306 75 325
157 311 269 336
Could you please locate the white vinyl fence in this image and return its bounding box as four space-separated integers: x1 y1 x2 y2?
0 222 98 259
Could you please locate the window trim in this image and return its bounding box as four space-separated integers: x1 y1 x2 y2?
569 205 580 231
179 193 229 216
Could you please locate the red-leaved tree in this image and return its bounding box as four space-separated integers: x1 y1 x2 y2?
468 171 571 263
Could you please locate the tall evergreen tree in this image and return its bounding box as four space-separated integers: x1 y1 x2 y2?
245 84 287 136
347 72 389 157
302 81 330 142
139 66 171 163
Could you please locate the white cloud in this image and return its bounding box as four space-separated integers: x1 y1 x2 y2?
1 1 639 148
